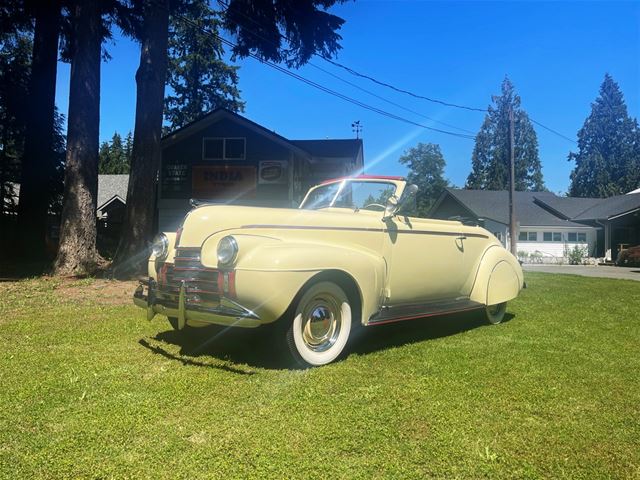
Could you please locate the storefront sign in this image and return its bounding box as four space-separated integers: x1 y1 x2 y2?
161 163 189 198
192 165 257 200
258 160 288 184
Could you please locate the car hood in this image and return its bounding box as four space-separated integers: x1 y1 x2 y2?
176 204 385 247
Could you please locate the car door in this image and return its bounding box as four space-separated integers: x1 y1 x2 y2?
383 216 468 305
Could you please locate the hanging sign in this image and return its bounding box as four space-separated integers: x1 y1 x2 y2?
258 160 288 184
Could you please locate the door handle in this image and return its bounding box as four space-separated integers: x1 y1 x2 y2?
456 235 467 240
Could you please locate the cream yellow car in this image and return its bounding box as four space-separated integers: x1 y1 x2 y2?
134 175 524 367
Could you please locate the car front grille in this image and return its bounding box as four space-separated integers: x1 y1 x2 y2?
157 247 220 305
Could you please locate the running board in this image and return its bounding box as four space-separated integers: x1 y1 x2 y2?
367 298 484 326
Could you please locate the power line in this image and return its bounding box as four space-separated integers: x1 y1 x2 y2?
169 9 477 140
215 0 577 144
213 0 476 134
530 118 577 144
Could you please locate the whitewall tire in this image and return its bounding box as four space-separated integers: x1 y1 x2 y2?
286 281 352 367
485 302 507 324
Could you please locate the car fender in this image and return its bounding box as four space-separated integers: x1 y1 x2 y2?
201 234 387 325
469 245 524 306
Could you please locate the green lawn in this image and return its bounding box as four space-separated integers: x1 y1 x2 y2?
1 273 639 479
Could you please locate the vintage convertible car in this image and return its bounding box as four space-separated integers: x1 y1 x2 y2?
134 175 524 366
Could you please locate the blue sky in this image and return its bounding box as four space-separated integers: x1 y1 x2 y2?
54 0 640 194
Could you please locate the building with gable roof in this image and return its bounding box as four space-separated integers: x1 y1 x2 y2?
158 108 363 231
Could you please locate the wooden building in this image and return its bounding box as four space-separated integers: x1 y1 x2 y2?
158 109 364 231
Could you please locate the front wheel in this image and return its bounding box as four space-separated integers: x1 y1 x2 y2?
286 281 352 367
485 302 507 324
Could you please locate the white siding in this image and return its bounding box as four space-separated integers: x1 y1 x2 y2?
516 227 597 262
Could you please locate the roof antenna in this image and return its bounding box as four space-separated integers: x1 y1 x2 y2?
351 120 362 139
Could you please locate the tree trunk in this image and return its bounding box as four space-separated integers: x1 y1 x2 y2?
16 0 61 260
54 0 101 276
112 0 169 277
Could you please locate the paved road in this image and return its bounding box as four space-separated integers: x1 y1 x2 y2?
523 264 640 281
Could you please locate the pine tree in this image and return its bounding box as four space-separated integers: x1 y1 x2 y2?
99 132 131 174
398 143 450 216
164 0 244 130
569 74 640 197
466 77 545 191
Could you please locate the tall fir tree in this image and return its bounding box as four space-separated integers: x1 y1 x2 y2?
568 74 640 197
466 77 544 191
398 143 450 216
164 0 244 130
99 131 131 174
0 30 30 218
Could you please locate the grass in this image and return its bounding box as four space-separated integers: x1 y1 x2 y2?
0 273 639 479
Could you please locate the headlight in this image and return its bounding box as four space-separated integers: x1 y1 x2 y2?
151 233 169 260
217 236 238 265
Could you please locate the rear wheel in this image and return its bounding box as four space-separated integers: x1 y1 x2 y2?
286 281 352 367
485 302 507 324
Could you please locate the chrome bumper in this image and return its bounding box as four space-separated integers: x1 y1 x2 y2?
133 278 261 329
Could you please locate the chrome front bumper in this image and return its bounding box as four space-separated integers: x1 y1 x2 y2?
133 278 261 329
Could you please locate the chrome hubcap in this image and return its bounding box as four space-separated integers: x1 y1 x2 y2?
301 296 341 352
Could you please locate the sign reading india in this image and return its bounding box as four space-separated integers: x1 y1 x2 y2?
192 166 257 200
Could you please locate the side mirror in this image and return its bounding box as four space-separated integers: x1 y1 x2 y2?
383 184 419 220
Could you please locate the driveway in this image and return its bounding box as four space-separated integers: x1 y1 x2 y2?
523 264 640 281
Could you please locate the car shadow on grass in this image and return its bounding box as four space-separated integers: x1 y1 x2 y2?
140 309 514 371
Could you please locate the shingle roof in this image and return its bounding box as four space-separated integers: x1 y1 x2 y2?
571 192 640 220
97 175 129 210
533 195 602 219
441 189 589 227
291 139 363 159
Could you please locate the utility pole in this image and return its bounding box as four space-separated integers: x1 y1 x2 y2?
351 120 362 139
509 107 517 257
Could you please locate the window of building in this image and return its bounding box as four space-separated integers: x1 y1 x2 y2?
519 231 538 242
543 232 562 242
203 137 246 160
568 232 577 242
577 232 587 242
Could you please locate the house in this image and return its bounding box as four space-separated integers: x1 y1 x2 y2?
430 188 640 263
158 108 364 231
97 174 129 224
429 189 599 262
567 193 640 260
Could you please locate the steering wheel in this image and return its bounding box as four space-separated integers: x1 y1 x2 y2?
362 203 386 211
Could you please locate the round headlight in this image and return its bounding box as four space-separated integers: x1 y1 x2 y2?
217 236 238 265
151 233 169 260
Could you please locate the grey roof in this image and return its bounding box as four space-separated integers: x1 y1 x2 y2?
291 139 363 159
97 175 129 210
572 192 640 220
440 189 589 227
533 195 602 219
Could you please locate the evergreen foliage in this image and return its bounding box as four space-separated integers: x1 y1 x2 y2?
99 131 132 174
568 74 640 197
164 0 244 130
398 142 450 216
0 30 30 216
466 78 545 191
0 31 65 217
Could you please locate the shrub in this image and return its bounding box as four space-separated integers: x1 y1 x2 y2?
566 245 588 265
616 245 640 267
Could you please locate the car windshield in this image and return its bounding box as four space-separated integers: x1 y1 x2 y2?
301 180 396 210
